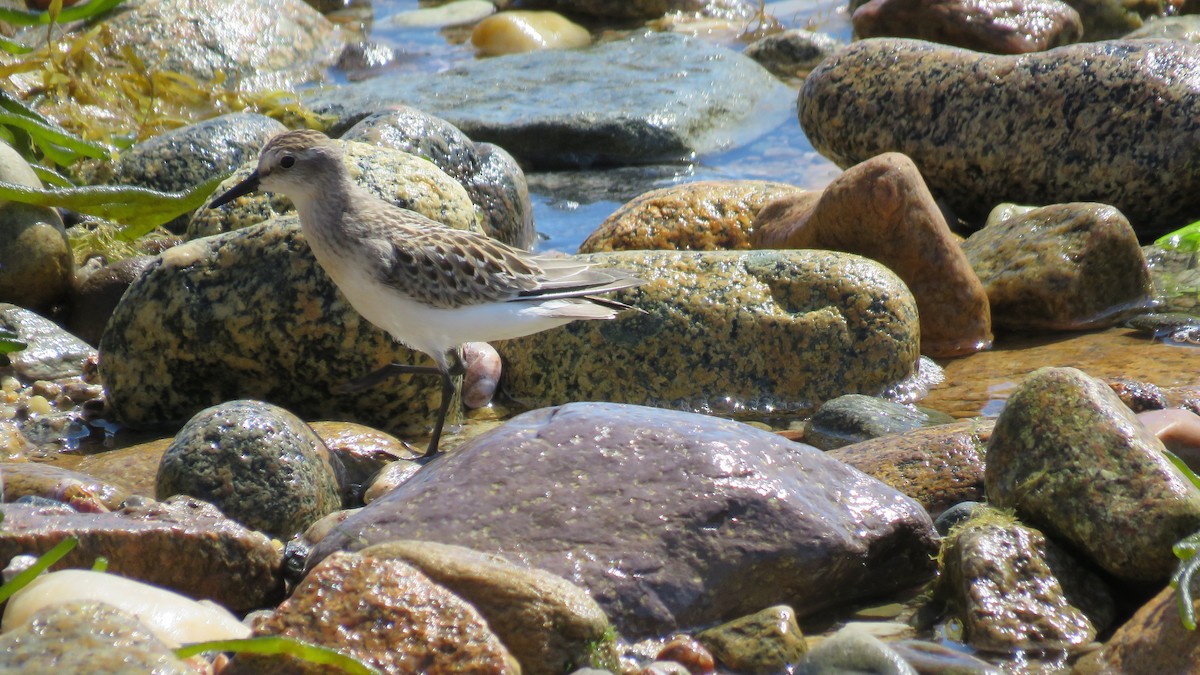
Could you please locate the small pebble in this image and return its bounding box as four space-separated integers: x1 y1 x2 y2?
25 396 51 416
656 636 715 674
471 10 590 56
30 381 61 400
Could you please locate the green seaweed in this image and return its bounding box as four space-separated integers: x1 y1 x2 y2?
1167 449 1200 630
175 636 381 675
0 329 27 367
0 0 124 26
1156 220 1200 254
0 537 78 603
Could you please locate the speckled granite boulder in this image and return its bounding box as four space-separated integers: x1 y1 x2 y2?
307 32 793 166
802 394 956 451
696 605 809 674
986 367 1200 582
744 29 843 80
496 0 760 20
307 402 939 637
0 601 194 674
91 0 342 93
0 497 282 611
105 113 285 193
937 517 1114 652
752 153 992 357
1074 585 1200 674
799 39 1200 232
361 540 617 675
498 250 921 418
187 138 480 238
829 420 991 518
101 218 457 441
0 143 71 311
343 107 534 249
157 400 343 539
229 551 519 674
962 203 1154 330
852 0 1082 54
579 181 807 252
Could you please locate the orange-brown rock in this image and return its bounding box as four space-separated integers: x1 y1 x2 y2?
1073 585 1200 674
751 152 992 357
580 180 809 252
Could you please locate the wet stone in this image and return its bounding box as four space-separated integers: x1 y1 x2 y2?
1074 584 1200 674
828 420 991 519
0 497 282 612
795 628 916 675
75 437 171 500
498 0 762 20
743 29 843 81
802 394 956 451
799 39 1200 232
852 0 1083 54
498 250 922 419
229 551 519 674
343 106 535 248
67 255 154 347
157 400 343 540
579 181 807 253
696 605 809 674
985 367 1200 582
0 601 194 674
306 420 416 505
0 463 132 511
0 304 95 382
307 402 939 637
963 203 1154 331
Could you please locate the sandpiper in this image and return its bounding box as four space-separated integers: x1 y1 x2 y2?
209 129 644 457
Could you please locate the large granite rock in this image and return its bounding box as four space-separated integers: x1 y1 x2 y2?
799 38 1200 232
307 402 940 637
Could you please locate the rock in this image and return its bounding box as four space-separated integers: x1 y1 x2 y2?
1139 409 1200 470
1145 244 1200 314
362 458 424 503
92 0 343 93
985 367 1200 582
0 497 282 612
887 639 1001 673
852 0 1083 54
157 400 343 540
383 0 495 27
361 540 618 675
802 394 956 450
2 569 250 647
306 420 416 504
188 137 480 239
1108 376 1169 412
1127 14 1200 41
579 181 806 252
0 304 95 382
75 438 170 500
307 32 793 167
696 605 808 674
0 463 132 511
0 601 194 674
795 628 916 675
67 255 154 347
962 203 1154 330
0 200 71 312
828 420 991 518
495 0 761 20
498 250 922 418
936 516 1113 650
1065 0 1183 39
655 637 715 674
799 39 1200 232
107 113 286 194
1073 585 1200 674
743 29 843 80
342 107 534 248
228 551 519 674
100 219 457 441
307 402 939 637
471 10 591 55
461 341 502 409
751 153 991 357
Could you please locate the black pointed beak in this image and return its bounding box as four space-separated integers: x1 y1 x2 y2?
209 170 261 208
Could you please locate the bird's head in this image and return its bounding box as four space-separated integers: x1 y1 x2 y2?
209 129 346 209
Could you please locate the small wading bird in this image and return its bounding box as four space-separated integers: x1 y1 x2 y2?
209 130 645 457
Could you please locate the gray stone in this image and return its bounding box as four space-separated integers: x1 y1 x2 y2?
696 605 808 674
496 0 761 19
802 394 956 451
307 32 793 167
1127 15 1200 42
799 39 1200 232
67 255 154 347
0 202 70 312
963 203 1155 330
0 497 282 612
851 0 1082 54
744 29 843 80
343 107 535 249
985 367 1200 581
497 250 922 419
0 601 193 674
0 304 95 382
795 629 917 675
157 400 343 539
307 402 939 637
0 463 132 511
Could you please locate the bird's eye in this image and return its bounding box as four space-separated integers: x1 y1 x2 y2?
280 155 296 169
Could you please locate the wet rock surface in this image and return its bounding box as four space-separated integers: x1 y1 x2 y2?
499 250 922 418
802 393 956 451
696 605 809 674
307 402 940 637
852 0 1083 54
799 38 1200 232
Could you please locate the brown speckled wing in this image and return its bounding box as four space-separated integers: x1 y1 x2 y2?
375 226 544 308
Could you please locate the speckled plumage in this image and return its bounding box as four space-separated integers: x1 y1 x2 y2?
210 129 644 455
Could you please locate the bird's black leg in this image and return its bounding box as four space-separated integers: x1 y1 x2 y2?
425 350 465 458
335 362 441 395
